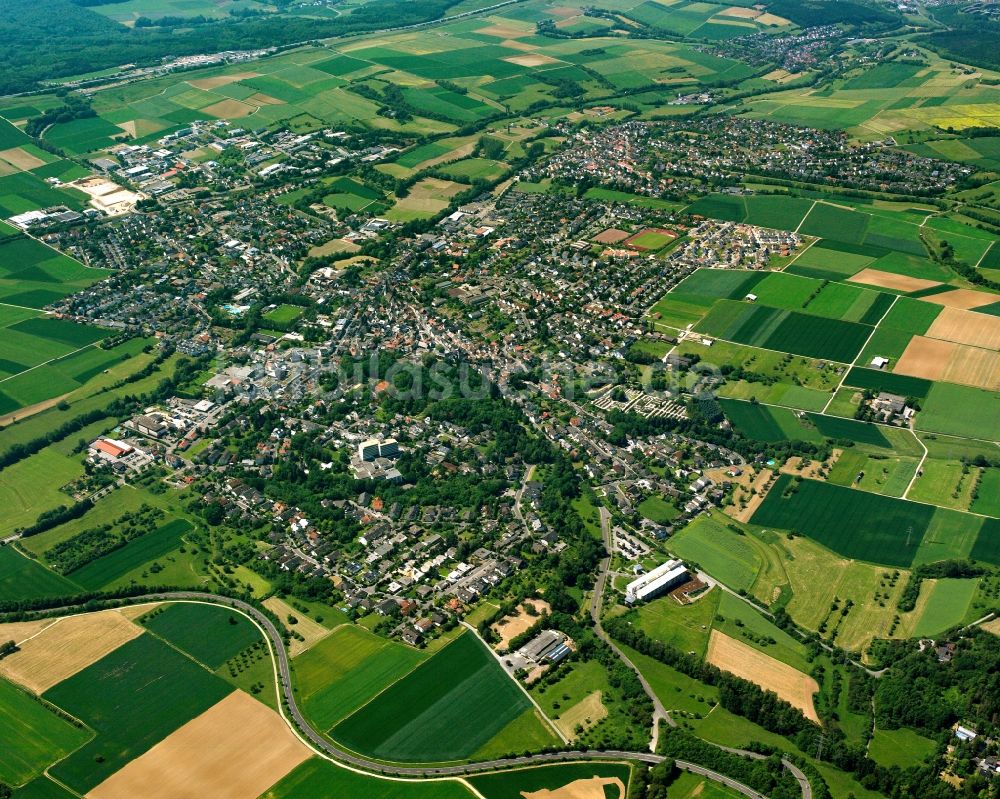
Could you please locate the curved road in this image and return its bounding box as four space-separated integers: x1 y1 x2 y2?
16 591 808 798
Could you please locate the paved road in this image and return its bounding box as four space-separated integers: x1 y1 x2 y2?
590 506 671 750
19 592 808 798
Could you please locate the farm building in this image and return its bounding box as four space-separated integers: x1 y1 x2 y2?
625 558 688 604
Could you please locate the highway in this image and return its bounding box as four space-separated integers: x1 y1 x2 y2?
17 591 809 798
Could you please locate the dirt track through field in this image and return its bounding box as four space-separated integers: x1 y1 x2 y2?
0 609 143 693
706 630 819 723
86 690 310 799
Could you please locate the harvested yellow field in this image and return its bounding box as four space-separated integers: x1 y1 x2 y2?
188 72 260 90
718 6 761 18
504 54 560 67
554 691 607 740
849 268 940 293
525 775 626 799
87 690 310 799
0 618 57 646
895 336 1000 391
117 602 162 621
476 21 533 38
756 12 791 25
0 146 47 170
980 617 1000 636
706 630 819 722
926 306 1000 350
263 597 330 657
248 93 285 106
920 287 1000 310
0 609 143 694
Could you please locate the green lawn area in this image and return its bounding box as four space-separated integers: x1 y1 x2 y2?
0 545 79 603
667 515 761 592
638 495 680 525
868 727 937 769
263 304 304 325
635 589 720 658
621 644 718 716
911 578 978 637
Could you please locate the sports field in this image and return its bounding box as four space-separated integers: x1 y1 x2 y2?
45 633 233 793
331 632 551 762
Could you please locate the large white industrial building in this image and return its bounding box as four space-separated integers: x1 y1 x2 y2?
625 558 689 604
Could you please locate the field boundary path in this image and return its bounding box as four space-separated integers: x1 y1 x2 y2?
12 592 810 799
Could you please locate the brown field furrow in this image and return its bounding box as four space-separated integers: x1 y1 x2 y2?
0 610 143 693
706 630 819 722
86 690 310 799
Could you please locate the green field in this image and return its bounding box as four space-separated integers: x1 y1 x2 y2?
261 757 474 799
0 678 90 787
331 632 549 762
971 469 1000 517
45 633 232 793
469 762 632 799
294 624 426 732
868 727 937 769
751 475 935 567
696 300 871 362
667 515 761 592
11 775 78 799
0 545 79 602
140 601 262 669
911 578 978 637
916 383 1000 439
635 588 720 658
